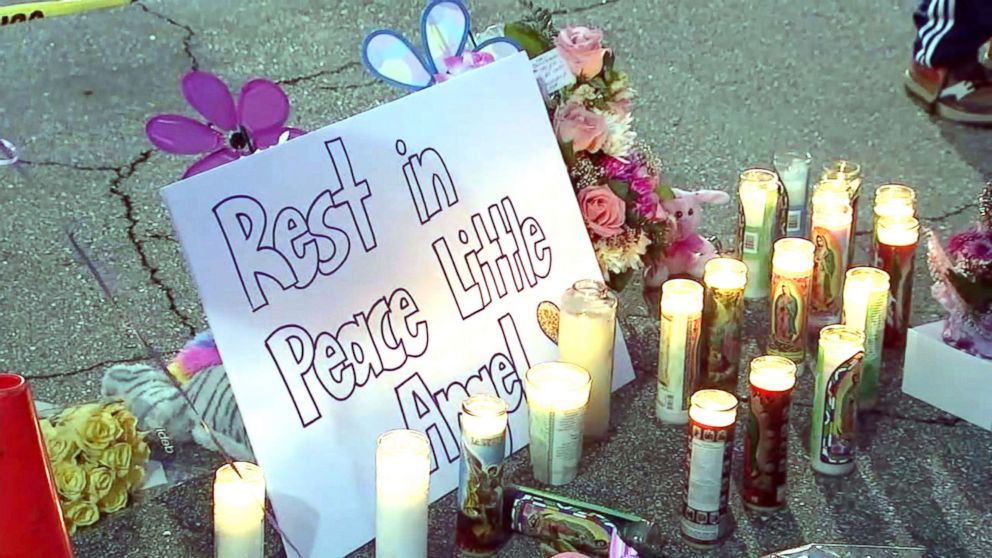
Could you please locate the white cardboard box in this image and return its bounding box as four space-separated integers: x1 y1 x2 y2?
902 321 992 431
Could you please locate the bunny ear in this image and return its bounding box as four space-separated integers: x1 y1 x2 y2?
361 30 435 91
421 0 470 74
475 37 521 60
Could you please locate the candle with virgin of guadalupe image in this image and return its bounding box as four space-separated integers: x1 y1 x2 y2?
768 238 815 366
810 325 864 476
874 216 920 349
742 356 797 511
700 257 748 393
808 184 853 332
821 159 863 265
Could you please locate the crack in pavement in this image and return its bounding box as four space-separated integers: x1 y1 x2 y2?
23 153 199 337
317 80 378 93
134 1 199 71
26 356 147 380
108 150 198 337
278 61 362 86
922 202 975 224
550 0 623 16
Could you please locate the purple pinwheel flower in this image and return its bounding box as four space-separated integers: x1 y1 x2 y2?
146 71 305 178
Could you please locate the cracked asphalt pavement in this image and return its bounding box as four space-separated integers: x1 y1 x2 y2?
0 0 990 556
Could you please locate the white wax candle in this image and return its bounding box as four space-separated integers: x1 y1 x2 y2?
524 362 591 485
774 151 812 237
656 279 704 424
842 267 889 409
557 280 617 440
214 462 265 558
738 169 780 299
376 429 430 558
810 326 864 476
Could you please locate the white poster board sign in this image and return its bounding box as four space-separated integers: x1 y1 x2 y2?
161 53 634 557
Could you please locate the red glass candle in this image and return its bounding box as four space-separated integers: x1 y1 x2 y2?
742 356 797 511
0 373 74 557
681 389 738 548
873 217 919 349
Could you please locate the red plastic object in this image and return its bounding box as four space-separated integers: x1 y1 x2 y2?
0 373 74 558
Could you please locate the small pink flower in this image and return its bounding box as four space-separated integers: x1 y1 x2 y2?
555 103 608 153
630 176 655 196
602 155 634 180
635 191 659 218
578 185 626 238
434 50 495 83
555 25 609 78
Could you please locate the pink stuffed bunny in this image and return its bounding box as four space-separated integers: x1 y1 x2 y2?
643 188 731 310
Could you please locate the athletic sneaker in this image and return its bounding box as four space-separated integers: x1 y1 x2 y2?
905 59 992 124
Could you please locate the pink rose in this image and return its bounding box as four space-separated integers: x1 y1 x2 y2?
555 26 609 78
554 103 608 153
578 185 626 238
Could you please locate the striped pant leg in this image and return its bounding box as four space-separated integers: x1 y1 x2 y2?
913 0 992 68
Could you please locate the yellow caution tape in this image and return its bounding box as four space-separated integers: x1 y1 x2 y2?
0 0 131 26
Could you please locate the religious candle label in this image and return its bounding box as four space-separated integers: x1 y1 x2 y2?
811 352 863 467
457 430 506 552
743 387 790 509
160 54 634 557
529 404 584 485
682 422 732 543
657 312 702 417
769 273 809 364
810 224 849 323
701 288 743 392
857 290 886 406
875 243 916 349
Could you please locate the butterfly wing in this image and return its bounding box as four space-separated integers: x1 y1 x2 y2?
361 30 434 91
474 37 521 60
421 0 470 74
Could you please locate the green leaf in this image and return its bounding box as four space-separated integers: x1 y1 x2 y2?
655 182 675 201
559 140 576 168
603 51 615 75
504 22 552 59
608 179 630 199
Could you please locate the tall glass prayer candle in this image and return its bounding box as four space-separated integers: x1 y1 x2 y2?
874 217 920 349
873 184 917 224
558 280 618 440
524 362 592 485
768 238 815 365
681 389 738 547
822 159 863 265
742 356 797 511
700 257 748 393
810 325 864 476
842 267 890 410
376 429 431 557
808 187 853 331
656 279 705 424
774 150 812 237
456 394 509 556
738 168 781 299
214 462 265 558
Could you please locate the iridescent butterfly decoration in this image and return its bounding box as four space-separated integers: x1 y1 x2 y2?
361 0 520 91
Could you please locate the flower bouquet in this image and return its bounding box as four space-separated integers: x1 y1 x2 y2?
38 400 150 535
927 182 992 358
504 17 675 293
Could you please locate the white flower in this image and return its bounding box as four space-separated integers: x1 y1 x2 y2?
594 108 636 158
567 83 598 105
594 230 649 275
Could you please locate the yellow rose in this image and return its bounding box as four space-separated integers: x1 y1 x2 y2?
98 442 132 476
77 412 123 454
125 465 145 489
132 438 150 465
86 466 115 502
53 462 87 501
63 499 100 530
47 436 80 464
98 481 129 514
39 418 57 440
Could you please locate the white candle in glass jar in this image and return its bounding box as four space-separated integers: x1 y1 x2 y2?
810 325 864 476
738 169 781 299
557 280 617 440
376 429 431 558
656 279 704 424
524 362 592 485
773 150 812 237
214 462 265 558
